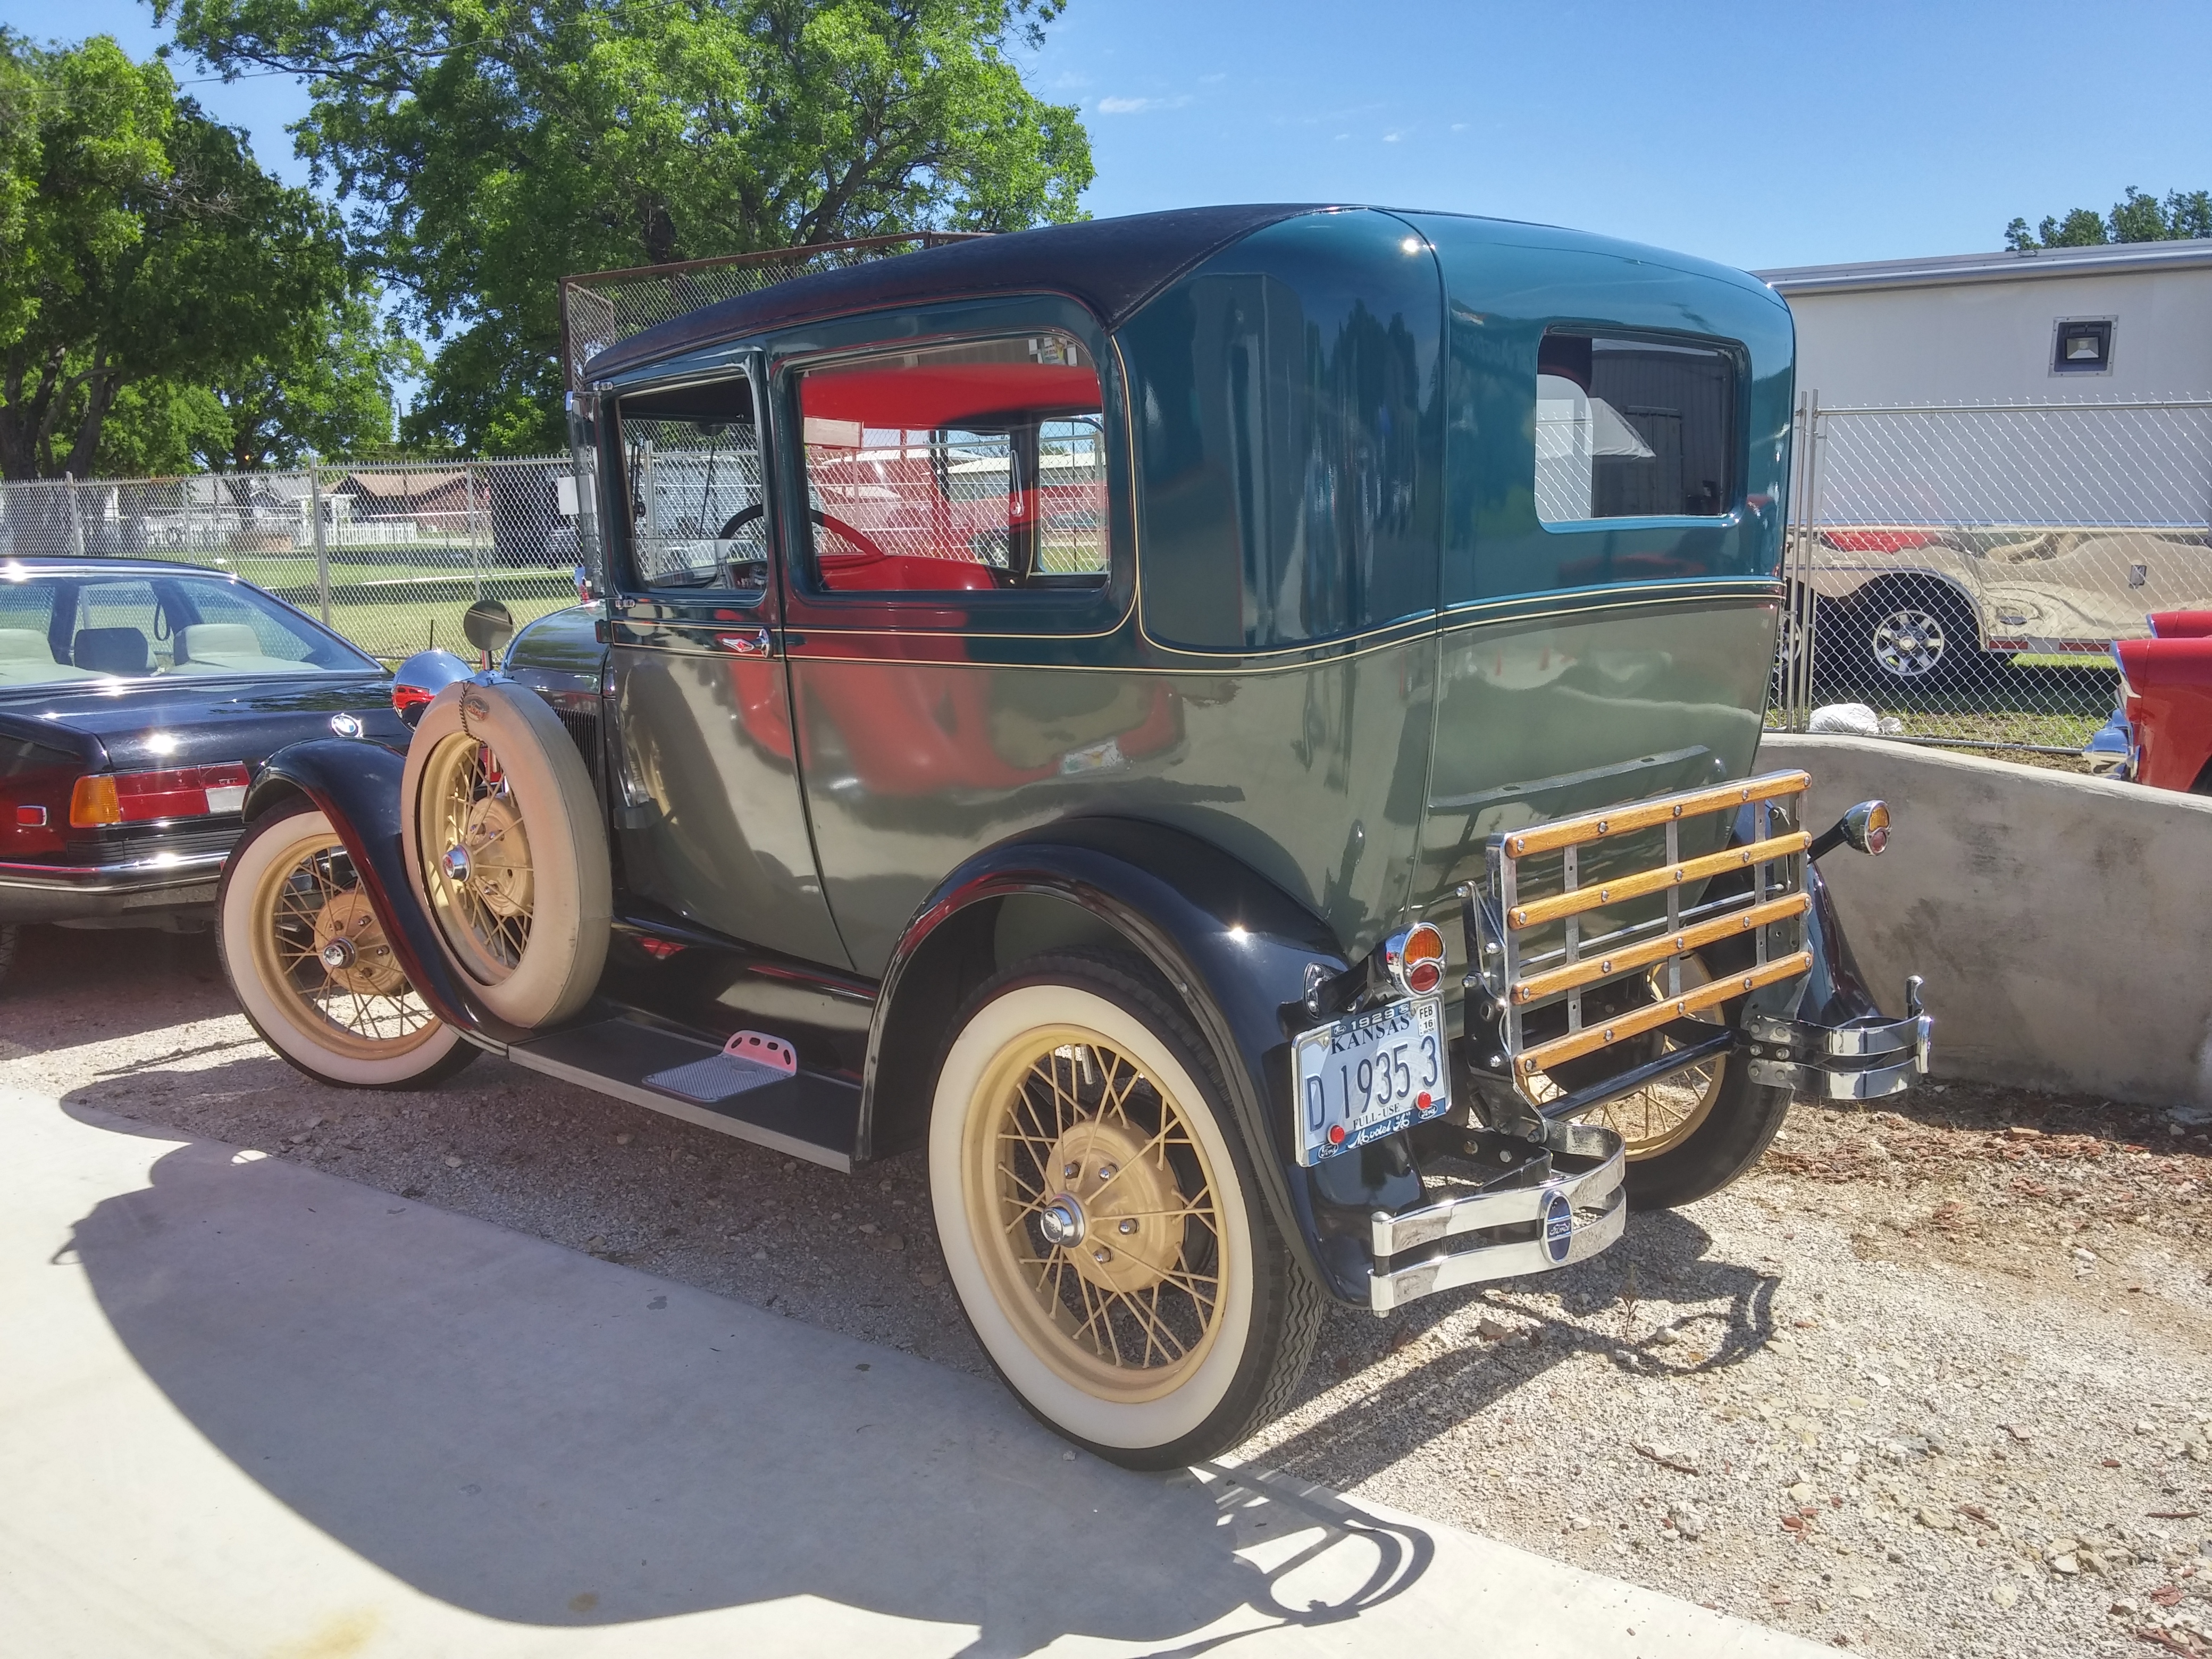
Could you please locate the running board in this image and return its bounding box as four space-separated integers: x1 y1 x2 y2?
504 1018 859 1172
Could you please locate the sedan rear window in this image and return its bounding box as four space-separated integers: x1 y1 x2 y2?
0 572 373 686
1535 332 1738 524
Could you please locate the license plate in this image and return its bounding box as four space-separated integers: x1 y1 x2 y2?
1294 996 1451 1165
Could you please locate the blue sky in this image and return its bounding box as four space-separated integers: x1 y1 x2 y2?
12 0 2212 272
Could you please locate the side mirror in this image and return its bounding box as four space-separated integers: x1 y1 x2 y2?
391 648 473 727
462 598 515 666
1809 799 1891 861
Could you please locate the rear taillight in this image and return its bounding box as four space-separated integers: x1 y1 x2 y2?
1385 923 1448 997
2 755 77 857
70 763 251 827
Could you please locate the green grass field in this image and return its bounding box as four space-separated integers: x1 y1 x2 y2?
177 546 585 660
1770 652 2120 760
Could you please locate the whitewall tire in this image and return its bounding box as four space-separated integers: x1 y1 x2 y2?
400 680 610 1028
929 952 1321 1468
218 801 476 1088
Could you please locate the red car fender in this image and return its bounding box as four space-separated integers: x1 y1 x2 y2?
2117 634 2212 792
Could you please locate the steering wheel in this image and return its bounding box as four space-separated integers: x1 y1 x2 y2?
717 502 893 564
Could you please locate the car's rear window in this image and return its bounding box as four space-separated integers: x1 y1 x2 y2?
1535 332 1738 523
0 572 372 687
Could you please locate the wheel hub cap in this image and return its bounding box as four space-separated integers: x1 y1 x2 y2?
1040 1118 1179 1296
1037 1196 1085 1247
310 888 407 996
442 845 472 883
1873 609 1945 676
456 795 531 918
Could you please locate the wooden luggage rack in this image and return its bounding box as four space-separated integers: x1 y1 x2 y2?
1465 770 1818 1105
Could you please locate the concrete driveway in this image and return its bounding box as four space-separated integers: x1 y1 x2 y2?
0 1088 1820 1658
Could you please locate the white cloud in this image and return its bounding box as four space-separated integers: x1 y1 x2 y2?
1198 72 1226 83
1382 131 1402 143
1450 122 1469 132
1097 93 1192 114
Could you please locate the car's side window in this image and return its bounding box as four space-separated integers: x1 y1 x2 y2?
611 373 768 592
792 334 1108 595
1534 331 1737 524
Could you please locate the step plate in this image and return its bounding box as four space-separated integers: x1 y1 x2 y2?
508 1018 859 1171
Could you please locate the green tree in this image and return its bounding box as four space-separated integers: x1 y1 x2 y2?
0 32 358 479
2005 185 2212 251
98 290 423 474
164 0 1095 455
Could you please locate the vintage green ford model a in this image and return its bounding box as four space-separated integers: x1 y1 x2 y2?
216 206 1932 1465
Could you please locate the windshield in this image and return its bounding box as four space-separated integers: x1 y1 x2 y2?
0 568 378 688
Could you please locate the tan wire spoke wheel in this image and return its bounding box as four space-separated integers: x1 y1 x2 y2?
1540 958 1727 1162
401 681 610 1028
1534 954 1795 1211
218 803 472 1088
932 958 1320 1464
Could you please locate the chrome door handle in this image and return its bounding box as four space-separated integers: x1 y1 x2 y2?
713 627 772 657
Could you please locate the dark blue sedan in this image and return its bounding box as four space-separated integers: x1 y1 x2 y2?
0 558 408 983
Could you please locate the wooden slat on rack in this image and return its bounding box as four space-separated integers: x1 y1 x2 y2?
1515 952 1813 1078
1503 770 1809 858
1510 892 1812 1004
1507 831 1812 930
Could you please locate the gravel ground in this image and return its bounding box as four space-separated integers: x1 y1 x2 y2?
6 920 2210 1659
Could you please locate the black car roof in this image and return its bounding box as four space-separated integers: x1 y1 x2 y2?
585 204 1328 382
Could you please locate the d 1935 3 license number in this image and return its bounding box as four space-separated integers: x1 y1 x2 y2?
1294 996 1451 1166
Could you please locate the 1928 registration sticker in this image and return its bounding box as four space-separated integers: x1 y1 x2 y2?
1294 996 1451 1166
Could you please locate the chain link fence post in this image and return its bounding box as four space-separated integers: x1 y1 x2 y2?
308 462 332 625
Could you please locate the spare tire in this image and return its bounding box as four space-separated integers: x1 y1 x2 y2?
401 678 610 1027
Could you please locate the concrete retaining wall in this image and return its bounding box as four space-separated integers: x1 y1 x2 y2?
1761 732 2212 1109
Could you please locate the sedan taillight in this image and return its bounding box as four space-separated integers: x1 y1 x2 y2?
1 756 78 857
70 763 252 827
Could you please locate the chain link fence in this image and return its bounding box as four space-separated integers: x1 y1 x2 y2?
558 233 983 394
0 459 589 660
1773 396 2212 755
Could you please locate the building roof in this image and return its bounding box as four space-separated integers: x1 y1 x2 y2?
1757 238 2212 296
584 205 1325 382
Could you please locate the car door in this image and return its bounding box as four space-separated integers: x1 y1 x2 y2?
598 361 850 969
769 309 1135 975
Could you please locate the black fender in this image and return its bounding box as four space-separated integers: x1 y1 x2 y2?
1720 801 1889 1029
862 817 1371 1302
239 740 532 1046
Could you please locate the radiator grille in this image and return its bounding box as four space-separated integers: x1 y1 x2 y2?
555 706 602 790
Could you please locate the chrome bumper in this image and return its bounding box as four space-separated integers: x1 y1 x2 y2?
1742 976 1933 1100
1366 1122 1627 1313
0 849 229 920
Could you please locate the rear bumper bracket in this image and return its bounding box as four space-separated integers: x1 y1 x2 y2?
1742 976 1933 1100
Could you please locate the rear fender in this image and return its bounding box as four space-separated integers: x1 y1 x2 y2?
1719 801 1888 1027
241 740 529 1046
864 818 1366 1300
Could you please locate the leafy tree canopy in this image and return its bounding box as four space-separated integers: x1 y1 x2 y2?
0 31 385 479
163 0 1096 454
98 290 423 473
2005 185 2212 252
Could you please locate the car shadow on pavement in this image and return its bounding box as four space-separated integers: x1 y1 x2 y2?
1258 1210 1779 1493
60 1108 1436 1656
